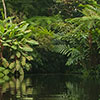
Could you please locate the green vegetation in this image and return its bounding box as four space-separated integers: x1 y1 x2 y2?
0 0 100 76
53 0 100 74
0 17 38 76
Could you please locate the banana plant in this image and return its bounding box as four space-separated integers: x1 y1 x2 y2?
0 17 39 75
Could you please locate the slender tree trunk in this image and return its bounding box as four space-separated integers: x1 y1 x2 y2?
88 33 92 49
88 31 92 68
2 0 7 19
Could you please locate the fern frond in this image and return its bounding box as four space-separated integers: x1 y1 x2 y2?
53 44 69 55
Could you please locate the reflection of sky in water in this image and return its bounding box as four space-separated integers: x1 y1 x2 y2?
0 75 100 100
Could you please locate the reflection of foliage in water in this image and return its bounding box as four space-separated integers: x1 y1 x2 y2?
0 75 36 100
1 75 100 100
65 82 87 100
0 67 10 84
0 75 67 100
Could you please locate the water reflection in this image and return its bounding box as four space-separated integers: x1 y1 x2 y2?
0 75 100 100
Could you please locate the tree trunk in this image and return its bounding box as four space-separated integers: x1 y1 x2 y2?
2 0 7 19
88 32 92 68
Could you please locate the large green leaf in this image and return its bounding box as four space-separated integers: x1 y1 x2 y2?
0 25 4 33
16 52 21 58
25 63 31 71
2 58 9 67
16 60 21 71
10 55 15 60
11 45 17 50
15 33 24 37
21 56 26 66
26 39 39 45
6 40 12 43
19 45 33 52
3 69 10 75
3 76 10 81
20 23 29 31
9 62 15 69
26 56 33 61
19 67 24 75
0 67 5 72
0 73 4 78
0 79 5 84
3 43 10 47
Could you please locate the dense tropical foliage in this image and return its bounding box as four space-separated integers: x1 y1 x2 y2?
0 0 100 76
0 17 39 76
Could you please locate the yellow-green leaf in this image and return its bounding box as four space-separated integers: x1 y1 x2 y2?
2 58 9 67
16 60 21 71
16 52 21 58
26 40 39 45
26 56 33 61
21 56 26 66
0 67 5 72
3 69 10 75
19 45 33 52
10 55 15 59
0 73 4 78
9 62 15 69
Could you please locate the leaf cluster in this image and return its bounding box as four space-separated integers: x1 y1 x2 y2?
0 17 39 75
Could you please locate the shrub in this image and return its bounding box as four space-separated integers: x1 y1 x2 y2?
0 17 38 75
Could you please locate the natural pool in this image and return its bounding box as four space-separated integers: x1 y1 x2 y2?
0 74 100 100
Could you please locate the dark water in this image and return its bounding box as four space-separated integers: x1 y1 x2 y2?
0 74 100 100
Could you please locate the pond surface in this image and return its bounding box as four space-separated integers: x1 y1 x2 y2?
0 74 100 100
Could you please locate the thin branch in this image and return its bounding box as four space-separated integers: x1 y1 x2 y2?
2 0 7 19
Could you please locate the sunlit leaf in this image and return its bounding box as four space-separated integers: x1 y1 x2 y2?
16 52 21 58
10 55 15 59
25 63 31 71
0 79 5 84
3 43 10 47
0 73 4 78
26 39 39 45
2 58 9 67
20 23 29 31
26 56 33 61
9 62 15 69
3 76 10 81
19 45 33 52
21 56 26 66
0 67 5 72
16 60 21 71
11 45 17 50
3 69 10 75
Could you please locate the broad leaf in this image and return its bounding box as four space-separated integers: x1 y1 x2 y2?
0 73 4 78
19 45 33 52
9 62 15 69
16 52 21 58
21 56 26 66
3 69 10 75
11 45 17 50
3 76 10 81
2 58 9 67
25 63 31 71
26 56 33 61
10 55 15 59
26 39 39 45
0 67 5 72
16 60 21 71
